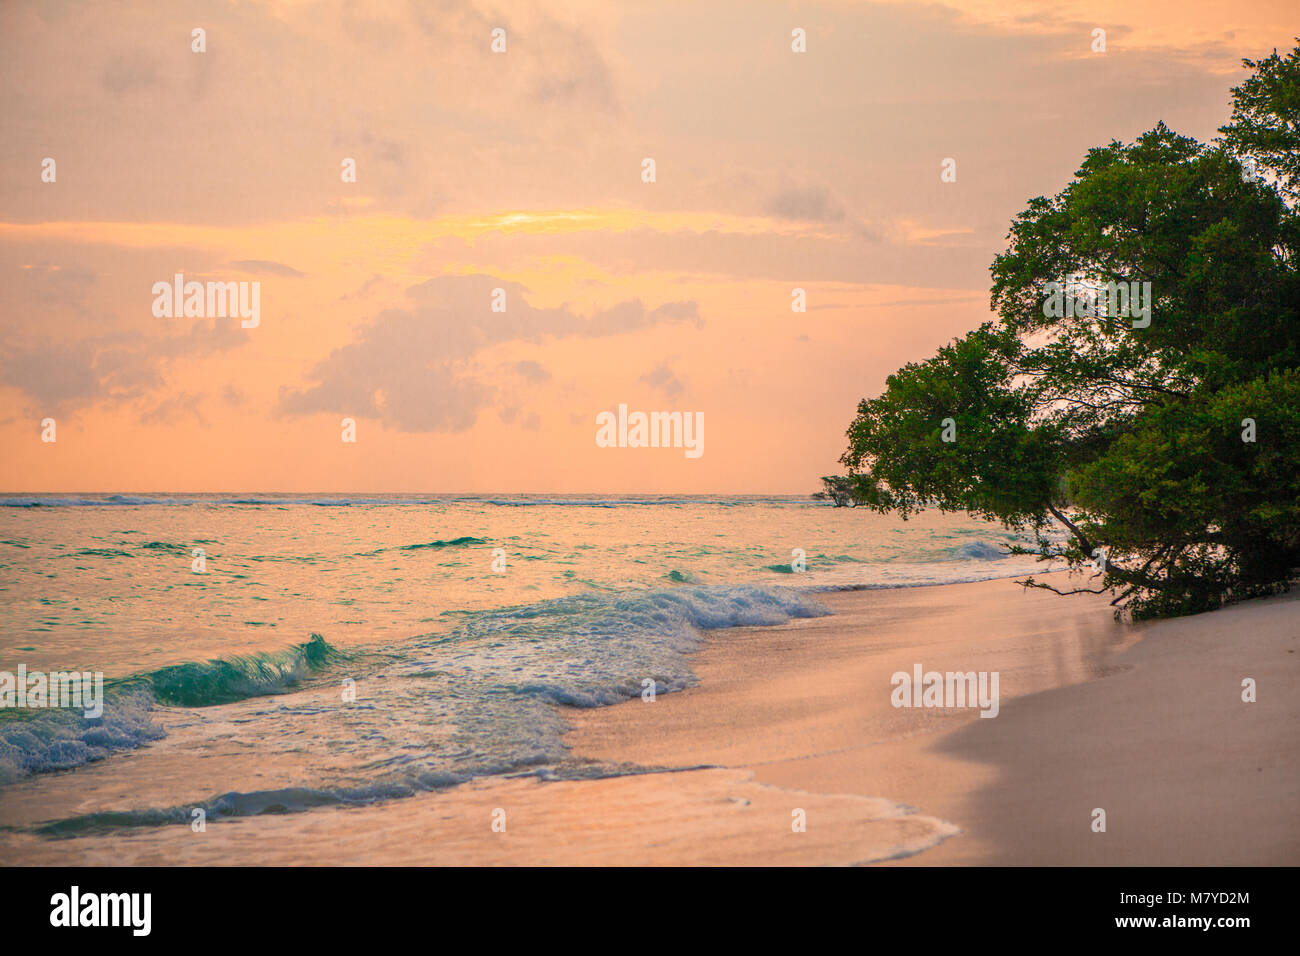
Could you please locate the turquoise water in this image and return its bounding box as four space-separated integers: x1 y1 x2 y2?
0 495 1050 828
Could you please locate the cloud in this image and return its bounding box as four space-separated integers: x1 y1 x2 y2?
230 260 305 277
101 54 159 94
764 186 846 223
278 274 699 432
513 360 551 383
405 3 620 113
639 361 684 398
0 320 247 413
341 274 389 301
139 392 207 427
13 263 96 308
497 405 541 429
579 298 702 335
221 384 248 406
526 17 619 112
0 338 118 411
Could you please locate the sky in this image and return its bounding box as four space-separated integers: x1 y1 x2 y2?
1 0 1295 493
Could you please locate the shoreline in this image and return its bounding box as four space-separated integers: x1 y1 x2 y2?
1 574 1295 864
563 574 1300 865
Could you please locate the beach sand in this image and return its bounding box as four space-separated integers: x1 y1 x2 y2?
3 575 1296 865
568 576 1300 865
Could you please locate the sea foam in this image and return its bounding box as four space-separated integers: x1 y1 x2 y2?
5 585 829 829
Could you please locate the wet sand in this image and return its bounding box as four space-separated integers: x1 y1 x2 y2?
566 576 1300 865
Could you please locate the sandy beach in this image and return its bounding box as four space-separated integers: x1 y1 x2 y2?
4 572 1294 866
568 575 1300 865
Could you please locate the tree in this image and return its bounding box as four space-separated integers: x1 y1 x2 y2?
1220 42 1300 204
837 45 1300 619
812 475 859 506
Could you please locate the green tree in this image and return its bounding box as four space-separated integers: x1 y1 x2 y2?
1220 42 1300 203
812 475 860 506
838 46 1300 619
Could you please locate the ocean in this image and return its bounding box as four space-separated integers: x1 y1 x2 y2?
0 494 1050 837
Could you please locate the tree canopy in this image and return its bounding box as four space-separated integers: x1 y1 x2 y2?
838 43 1300 619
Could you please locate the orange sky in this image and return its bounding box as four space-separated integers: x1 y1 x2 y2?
1 0 1295 493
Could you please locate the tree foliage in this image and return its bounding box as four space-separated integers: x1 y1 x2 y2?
812 475 860 506
839 45 1300 618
